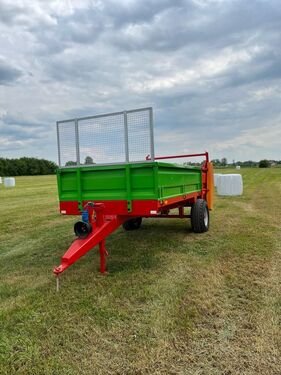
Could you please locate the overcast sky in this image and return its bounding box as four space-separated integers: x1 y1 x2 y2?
0 0 280 163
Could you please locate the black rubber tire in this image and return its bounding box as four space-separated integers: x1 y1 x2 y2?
122 217 142 231
190 199 209 233
74 221 92 238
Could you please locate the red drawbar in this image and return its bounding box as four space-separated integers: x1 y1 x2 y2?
55 195 203 276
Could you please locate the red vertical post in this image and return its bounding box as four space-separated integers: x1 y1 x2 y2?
99 240 107 274
87 204 95 228
94 203 108 274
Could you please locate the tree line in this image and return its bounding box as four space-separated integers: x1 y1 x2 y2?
211 158 281 168
0 157 58 176
185 158 281 168
1 156 279 176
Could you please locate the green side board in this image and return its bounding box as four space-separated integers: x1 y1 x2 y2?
57 162 202 206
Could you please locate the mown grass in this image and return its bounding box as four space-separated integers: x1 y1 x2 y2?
0 169 280 374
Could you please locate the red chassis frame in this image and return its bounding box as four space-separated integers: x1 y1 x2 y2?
54 152 213 277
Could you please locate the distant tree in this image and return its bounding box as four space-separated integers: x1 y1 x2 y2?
84 156 94 164
211 159 221 166
221 157 227 166
242 160 258 167
0 157 57 176
259 159 270 168
65 161 77 166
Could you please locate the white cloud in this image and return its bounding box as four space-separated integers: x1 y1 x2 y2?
250 86 281 101
0 0 281 162
213 122 281 151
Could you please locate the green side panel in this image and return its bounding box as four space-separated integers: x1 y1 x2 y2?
157 164 202 199
57 162 202 203
82 168 127 200
58 171 78 200
130 166 155 199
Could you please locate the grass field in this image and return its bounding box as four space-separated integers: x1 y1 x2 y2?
0 168 280 374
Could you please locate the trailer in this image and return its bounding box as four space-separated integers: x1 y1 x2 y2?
54 107 214 277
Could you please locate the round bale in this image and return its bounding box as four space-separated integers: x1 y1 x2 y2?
4 177 16 187
217 174 243 196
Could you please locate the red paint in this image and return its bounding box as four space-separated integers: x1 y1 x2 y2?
54 195 201 276
60 193 204 217
157 193 199 209
99 240 107 274
59 200 79 215
146 151 209 162
60 199 159 216
54 204 130 275
146 215 191 219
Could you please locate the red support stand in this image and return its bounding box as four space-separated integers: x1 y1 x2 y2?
99 241 107 274
95 204 108 274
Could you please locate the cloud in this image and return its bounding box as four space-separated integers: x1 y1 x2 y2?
0 0 280 161
0 112 55 154
0 59 22 85
0 2 28 26
0 0 57 27
213 122 281 151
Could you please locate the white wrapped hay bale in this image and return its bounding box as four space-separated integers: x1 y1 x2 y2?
214 173 222 188
4 177 16 187
236 165 241 170
0 177 2 184
217 174 243 196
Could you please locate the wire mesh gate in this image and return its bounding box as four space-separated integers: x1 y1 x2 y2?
56 107 155 167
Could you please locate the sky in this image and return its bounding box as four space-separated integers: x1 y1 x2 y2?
0 0 281 164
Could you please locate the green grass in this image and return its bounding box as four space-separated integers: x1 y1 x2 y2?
0 169 280 374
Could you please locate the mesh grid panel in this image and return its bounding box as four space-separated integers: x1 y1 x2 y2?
57 121 77 166
127 110 151 161
57 108 153 166
79 114 125 164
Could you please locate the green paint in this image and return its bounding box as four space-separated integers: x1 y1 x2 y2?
125 164 132 212
57 162 202 205
76 168 83 210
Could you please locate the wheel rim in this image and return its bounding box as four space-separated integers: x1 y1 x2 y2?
204 208 209 227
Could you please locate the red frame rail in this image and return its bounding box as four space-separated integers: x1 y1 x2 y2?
146 151 209 163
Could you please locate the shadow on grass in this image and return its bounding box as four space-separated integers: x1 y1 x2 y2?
101 219 195 275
